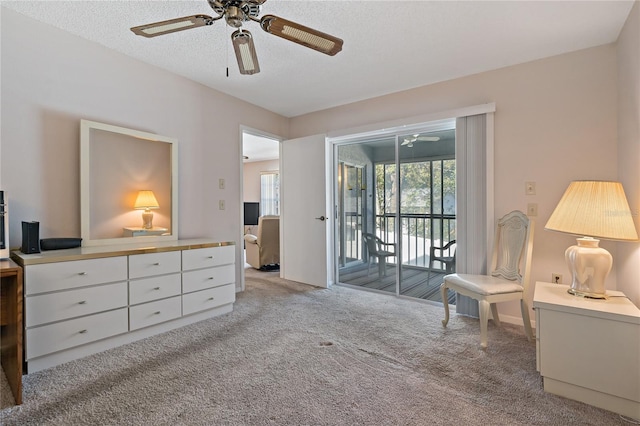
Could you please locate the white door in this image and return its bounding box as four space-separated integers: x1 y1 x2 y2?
281 134 332 288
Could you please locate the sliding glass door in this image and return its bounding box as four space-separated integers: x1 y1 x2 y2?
335 122 457 304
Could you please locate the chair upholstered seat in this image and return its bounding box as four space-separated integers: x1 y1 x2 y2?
443 274 524 296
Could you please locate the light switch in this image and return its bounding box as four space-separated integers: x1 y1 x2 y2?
219 200 225 210
219 178 225 190
527 203 538 216
525 181 536 195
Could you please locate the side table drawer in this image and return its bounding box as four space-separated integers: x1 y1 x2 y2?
182 245 234 271
26 257 127 295
130 296 182 331
183 284 235 316
129 251 181 279
183 264 235 294
26 282 128 327
129 273 181 305
26 308 128 360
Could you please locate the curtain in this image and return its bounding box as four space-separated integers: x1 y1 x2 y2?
454 114 493 317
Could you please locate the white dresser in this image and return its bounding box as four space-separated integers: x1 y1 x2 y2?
533 281 640 419
12 239 235 373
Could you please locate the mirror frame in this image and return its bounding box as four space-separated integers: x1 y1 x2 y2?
80 119 179 246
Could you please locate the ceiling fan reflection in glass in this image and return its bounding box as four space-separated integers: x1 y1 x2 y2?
401 134 441 148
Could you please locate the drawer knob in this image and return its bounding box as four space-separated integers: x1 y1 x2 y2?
153 287 161 290
207 256 214 259
78 272 87 276
154 311 161 315
208 277 214 280
153 262 160 266
79 329 88 334
208 297 215 301
78 300 87 305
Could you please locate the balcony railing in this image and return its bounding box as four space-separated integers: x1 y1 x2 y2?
342 212 456 271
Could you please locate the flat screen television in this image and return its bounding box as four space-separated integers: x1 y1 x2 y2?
244 202 260 226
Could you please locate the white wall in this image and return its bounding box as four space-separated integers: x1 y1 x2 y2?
290 44 627 317
243 159 280 203
617 1 640 304
0 8 289 289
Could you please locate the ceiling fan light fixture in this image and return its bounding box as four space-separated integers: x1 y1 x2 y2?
260 15 343 56
232 30 260 75
131 15 214 38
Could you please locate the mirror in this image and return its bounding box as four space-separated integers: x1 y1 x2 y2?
80 120 178 246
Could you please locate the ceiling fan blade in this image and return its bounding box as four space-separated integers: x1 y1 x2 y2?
416 136 441 142
131 15 217 38
232 30 261 75
259 15 343 56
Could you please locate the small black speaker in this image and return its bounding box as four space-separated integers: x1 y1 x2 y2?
40 237 82 251
21 221 40 254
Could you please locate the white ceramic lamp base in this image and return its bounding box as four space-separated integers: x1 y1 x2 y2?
141 210 154 229
565 237 612 299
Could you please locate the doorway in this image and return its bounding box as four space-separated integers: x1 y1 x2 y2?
334 120 457 305
240 128 281 286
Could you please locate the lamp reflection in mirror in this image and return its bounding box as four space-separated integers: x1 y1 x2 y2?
545 181 638 299
134 190 160 229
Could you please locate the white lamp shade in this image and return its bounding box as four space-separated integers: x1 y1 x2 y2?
544 181 638 241
134 190 160 210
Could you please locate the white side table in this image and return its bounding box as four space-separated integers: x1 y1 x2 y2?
533 281 640 419
123 227 169 237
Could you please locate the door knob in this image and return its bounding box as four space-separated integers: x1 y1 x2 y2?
315 215 326 221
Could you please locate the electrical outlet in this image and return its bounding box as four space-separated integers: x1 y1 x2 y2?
527 203 538 216
219 200 225 210
552 273 562 284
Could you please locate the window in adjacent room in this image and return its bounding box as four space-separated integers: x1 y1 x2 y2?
260 172 279 215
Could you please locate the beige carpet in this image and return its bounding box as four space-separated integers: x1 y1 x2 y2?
0 268 631 425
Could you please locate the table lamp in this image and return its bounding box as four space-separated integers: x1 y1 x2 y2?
545 181 638 299
134 190 160 229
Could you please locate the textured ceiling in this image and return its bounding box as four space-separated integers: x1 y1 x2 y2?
2 1 635 118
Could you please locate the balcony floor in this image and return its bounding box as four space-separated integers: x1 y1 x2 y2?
338 263 455 304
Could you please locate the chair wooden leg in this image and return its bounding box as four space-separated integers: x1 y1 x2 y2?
479 299 490 348
520 299 533 341
490 303 501 327
441 283 450 327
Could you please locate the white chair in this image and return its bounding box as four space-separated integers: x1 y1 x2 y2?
426 239 456 284
440 210 534 348
362 233 396 278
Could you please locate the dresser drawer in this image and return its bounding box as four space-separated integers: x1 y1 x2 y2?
26 257 127 295
129 273 181 305
129 251 181 279
26 308 128 360
183 284 235 316
182 263 235 294
129 296 182 331
182 245 234 271
26 282 128 327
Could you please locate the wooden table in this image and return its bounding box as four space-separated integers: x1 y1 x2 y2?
1 258 23 404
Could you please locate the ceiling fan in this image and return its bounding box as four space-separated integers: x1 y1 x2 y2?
130 0 343 75
401 134 441 147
